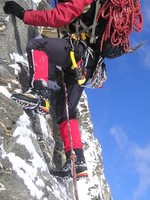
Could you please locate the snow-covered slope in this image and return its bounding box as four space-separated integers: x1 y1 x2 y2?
0 87 112 200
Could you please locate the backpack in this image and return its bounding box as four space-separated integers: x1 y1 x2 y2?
69 0 143 88
74 0 143 58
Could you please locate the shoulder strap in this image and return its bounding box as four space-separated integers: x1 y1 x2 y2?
90 0 101 43
75 0 101 43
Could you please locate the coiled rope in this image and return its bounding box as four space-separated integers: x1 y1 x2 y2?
97 0 143 52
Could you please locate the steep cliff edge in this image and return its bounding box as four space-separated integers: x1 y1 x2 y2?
0 1 112 199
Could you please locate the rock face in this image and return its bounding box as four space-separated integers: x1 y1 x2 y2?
0 1 112 200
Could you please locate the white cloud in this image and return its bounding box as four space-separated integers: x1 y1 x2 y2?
109 126 150 200
132 145 150 200
110 126 128 149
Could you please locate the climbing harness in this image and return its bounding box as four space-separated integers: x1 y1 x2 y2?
64 32 94 86
64 32 107 89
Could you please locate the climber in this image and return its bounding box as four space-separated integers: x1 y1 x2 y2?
3 0 143 178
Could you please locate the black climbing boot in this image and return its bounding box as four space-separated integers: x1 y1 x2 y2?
51 148 88 179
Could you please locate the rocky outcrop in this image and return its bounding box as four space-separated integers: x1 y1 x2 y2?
0 1 112 199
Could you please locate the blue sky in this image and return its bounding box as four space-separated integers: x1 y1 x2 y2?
86 2 150 200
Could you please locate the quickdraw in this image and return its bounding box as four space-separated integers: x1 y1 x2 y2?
88 56 107 88
64 33 107 89
65 33 94 85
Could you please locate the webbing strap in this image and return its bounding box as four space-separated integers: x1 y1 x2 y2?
90 0 101 43
75 0 101 43
75 20 80 37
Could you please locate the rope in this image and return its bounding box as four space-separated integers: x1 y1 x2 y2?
97 0 143 52
61 71 79 200
50 2 78 199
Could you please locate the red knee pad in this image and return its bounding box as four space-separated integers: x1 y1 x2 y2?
59 119 83 152
32 50 49 82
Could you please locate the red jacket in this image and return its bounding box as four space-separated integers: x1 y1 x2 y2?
24 0 94 28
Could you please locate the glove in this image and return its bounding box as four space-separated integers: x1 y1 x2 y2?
3 1 25 20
